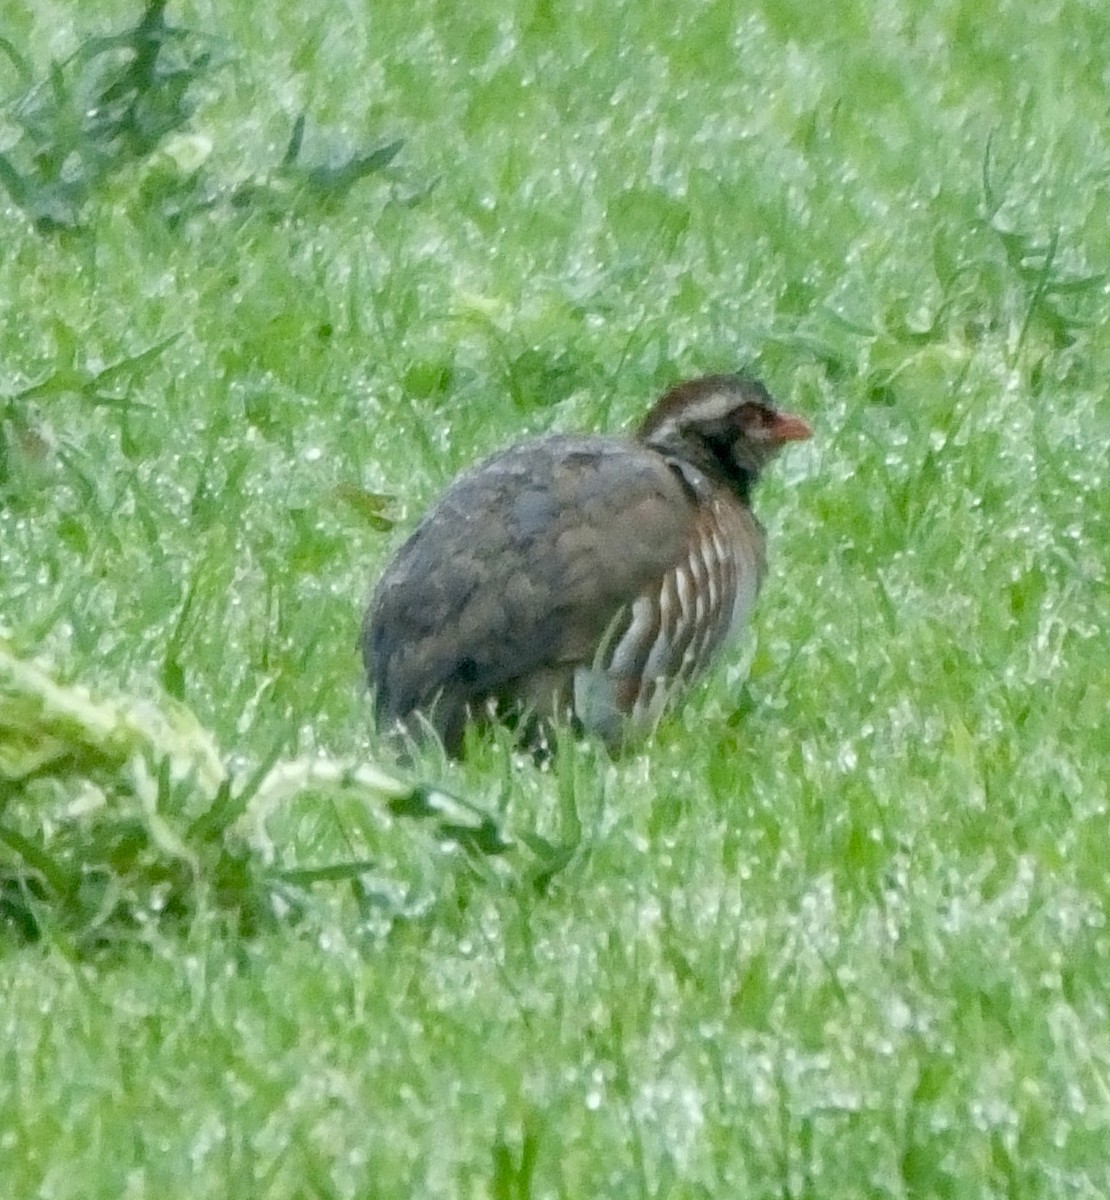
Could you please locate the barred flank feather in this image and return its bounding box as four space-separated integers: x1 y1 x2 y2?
592 496 765 734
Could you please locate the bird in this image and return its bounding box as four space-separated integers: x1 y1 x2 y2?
362 373 811 757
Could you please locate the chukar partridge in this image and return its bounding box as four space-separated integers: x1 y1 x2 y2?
363 374 810 756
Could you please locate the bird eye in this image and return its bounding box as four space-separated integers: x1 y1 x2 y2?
738 404 770 432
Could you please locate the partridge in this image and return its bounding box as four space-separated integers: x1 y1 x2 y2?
363 374 810 757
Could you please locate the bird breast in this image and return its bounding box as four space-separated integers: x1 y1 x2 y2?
577 493 765 735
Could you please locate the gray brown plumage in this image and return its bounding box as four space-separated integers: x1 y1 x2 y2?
363 374 810 756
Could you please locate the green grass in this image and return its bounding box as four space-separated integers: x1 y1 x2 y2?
2 0 1109 1195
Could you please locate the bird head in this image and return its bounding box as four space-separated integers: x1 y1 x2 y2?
637 374 811 495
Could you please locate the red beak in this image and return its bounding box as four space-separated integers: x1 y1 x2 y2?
769 412 812 443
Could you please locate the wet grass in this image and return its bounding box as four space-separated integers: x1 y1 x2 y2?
2 0 1109 1195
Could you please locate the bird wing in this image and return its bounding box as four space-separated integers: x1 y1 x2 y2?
365 435 699 726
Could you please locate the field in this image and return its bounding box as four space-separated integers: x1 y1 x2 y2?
2 0 1108 1195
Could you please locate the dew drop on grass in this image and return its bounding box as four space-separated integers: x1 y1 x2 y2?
836 742 858 772
885 994 913 1033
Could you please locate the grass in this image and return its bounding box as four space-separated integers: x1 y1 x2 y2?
1 0 1108 1195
